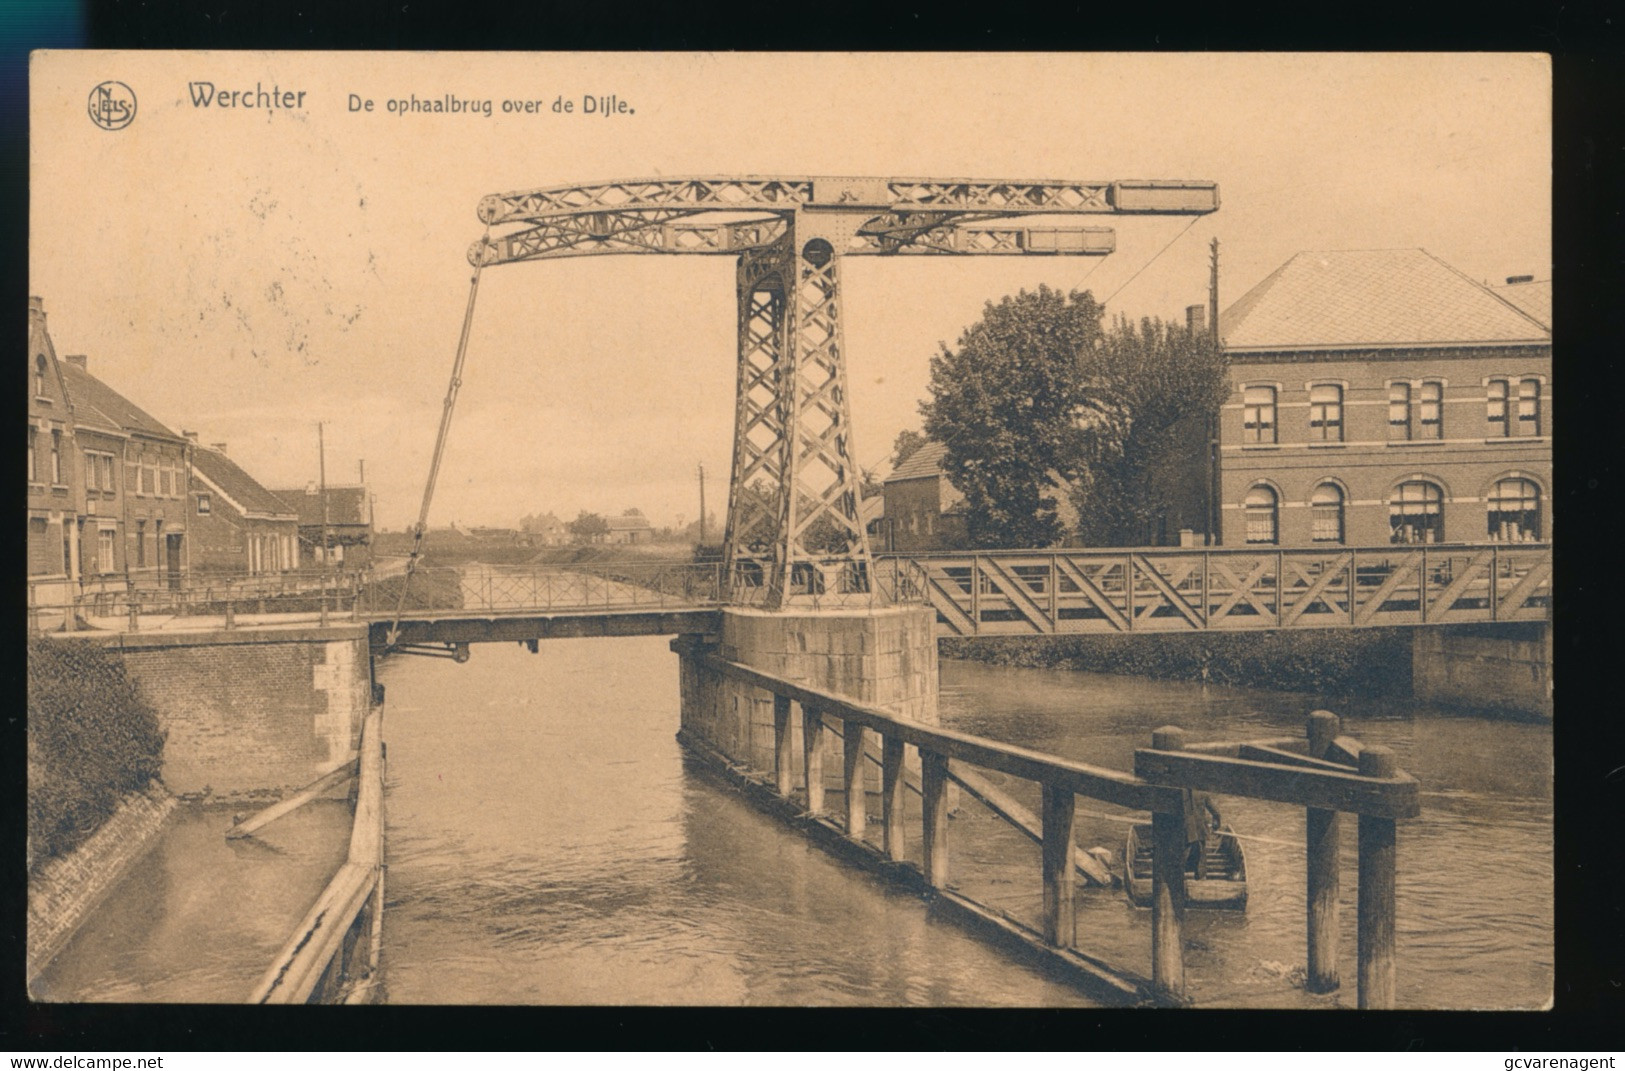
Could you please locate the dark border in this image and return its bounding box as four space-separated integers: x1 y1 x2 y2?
5 0 1622 1052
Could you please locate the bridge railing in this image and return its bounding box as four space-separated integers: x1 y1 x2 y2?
882 542 1552 635
27 570 367 634
434 560 727 614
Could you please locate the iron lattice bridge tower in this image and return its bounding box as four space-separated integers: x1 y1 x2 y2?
470 176 1219 609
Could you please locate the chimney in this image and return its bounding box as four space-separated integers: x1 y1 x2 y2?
65 354 87 369
1505 274 1535 285
1186 304 1206 335
29 296 44 324
182 430 199 443
210 442 228 455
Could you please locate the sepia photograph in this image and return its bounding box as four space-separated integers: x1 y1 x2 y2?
26 50 1552 1011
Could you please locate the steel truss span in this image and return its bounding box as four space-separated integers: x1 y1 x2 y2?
465 176 1219 609
878 543 1552 637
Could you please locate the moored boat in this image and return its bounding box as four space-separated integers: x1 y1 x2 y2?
1123 822 1248 910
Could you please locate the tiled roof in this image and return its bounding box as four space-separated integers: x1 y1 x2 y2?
192 448 298 519
270 486 371 527
1490 279 1551 329
887 440 951 482
1220 249 1551 352
59 361 184 440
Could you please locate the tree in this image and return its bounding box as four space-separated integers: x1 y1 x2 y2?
921 285 1102 547
1069 316 1229 546
566 511 609 543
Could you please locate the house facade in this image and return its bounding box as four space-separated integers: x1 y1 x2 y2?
606 509 654 545
271 484 374 569
27 298 81 597
57 354 194 588
1216 250 1552 547
880 441 968 552
188 442 300 574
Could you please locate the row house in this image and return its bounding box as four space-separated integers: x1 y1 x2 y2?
188 441 300 574
27 298 79 600
58 352 194 588
1216 250 1551 547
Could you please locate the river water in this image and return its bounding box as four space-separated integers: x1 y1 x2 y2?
36 628 1550 1007
374 635 1552 1009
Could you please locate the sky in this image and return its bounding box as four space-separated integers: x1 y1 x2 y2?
31 52 1550 531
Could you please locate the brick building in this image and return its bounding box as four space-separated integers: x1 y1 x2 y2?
57 355 194 588
188 442 300 574
27 298 80 597
879 441 968 552
1216 249 1551 547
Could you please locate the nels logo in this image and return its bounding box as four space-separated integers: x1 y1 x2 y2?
87 81 136 131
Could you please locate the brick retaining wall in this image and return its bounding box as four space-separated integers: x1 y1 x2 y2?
27 783 176 987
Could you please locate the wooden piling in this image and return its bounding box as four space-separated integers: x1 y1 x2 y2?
1358 744 1398 1009
921 751 950 888
1150 726 1187 999
1305 710 1342 993
843 719 867 839
773 694 794 797
882 734 906 862
1040 784 1077 948
802 704 825 814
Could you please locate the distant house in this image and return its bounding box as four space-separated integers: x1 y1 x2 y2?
879 442 967 552
521 511 567 546
1218 249 1551 546
605 509 655 545
188 443 300 574
270 484 374 569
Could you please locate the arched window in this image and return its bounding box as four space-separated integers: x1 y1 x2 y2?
1487 479 1541 542
1244 485 1278 545
1311 484 1345 543
1389 481 1444 544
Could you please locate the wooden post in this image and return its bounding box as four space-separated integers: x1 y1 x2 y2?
1358 744 1398 1009
1150 726 1187 999
773 694 794 797
1040 784 1077 948
1305 709 1342 993
802 704 825 813
921 751 950 888
843 719 867 839
881 734 906 862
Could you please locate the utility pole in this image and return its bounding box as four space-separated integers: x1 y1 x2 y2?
319 422 332 572
697 462 707 545
1207 237 1222 545
358 458 365 486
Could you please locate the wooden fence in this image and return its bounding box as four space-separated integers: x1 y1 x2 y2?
678 638 1421 1007
247 705 385 1004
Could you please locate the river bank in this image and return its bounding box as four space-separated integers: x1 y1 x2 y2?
940 628 1416 698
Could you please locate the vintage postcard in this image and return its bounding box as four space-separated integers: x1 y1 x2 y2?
27 51 1551 1010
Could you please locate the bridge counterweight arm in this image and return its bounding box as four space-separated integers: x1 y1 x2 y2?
477 176 1218 227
